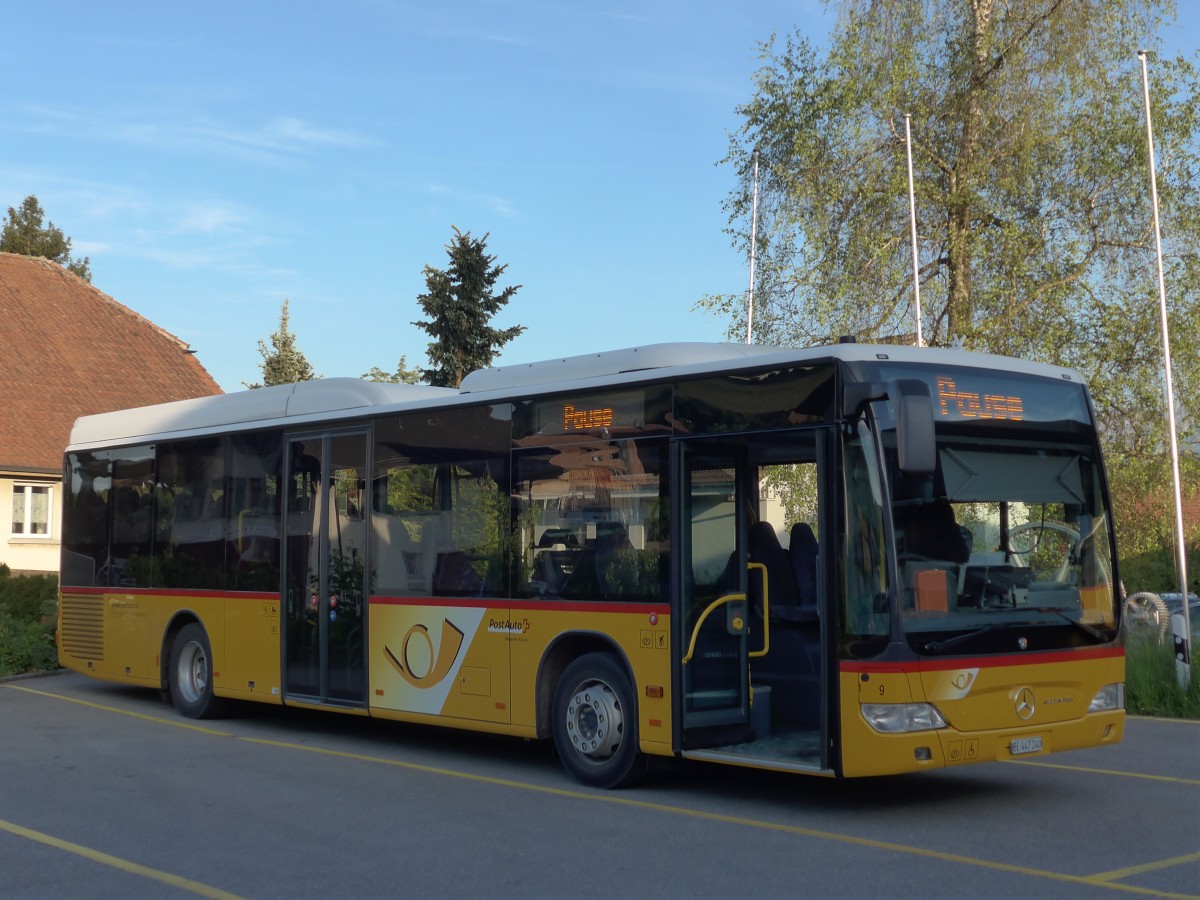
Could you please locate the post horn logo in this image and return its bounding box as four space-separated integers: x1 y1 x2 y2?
1014 687 1037 720
384 618 465 689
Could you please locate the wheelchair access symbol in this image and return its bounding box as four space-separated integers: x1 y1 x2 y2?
384 618 465 689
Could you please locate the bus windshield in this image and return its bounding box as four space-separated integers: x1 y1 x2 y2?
844 361 1120 654
885 433 1117 652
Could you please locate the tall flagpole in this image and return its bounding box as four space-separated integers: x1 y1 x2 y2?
904 115 924 347
1138 49 1191 686
746 152 759 345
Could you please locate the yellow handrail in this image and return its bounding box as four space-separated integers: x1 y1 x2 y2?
747 561 769 658
681 591 746 665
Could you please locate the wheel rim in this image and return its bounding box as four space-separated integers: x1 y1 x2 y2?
564 678 624 763
176 640 207 704
1124 592 1169 638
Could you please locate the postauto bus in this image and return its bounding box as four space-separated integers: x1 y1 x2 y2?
58 342 1124 787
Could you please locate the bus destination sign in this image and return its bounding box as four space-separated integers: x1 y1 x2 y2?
936 375 1024 421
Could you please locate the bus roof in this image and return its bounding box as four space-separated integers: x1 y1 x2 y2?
66 341 1085 450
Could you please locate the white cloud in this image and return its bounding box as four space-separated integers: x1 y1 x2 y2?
173 204 248 235
424 182 517 217
6 104 377 165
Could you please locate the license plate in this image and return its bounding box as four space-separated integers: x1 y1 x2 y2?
1011 736 1043 755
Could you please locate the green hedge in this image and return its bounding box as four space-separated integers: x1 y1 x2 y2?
1119 546 1200 597
0 565 59 677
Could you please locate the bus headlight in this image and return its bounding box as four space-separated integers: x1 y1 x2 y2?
861 702 947 733
1088 683 1124 713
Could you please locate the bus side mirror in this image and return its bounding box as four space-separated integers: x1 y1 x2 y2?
844 378 936 475
896 393 935 474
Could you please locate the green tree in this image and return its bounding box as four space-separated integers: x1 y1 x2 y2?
414 227 524 388
1 194 92 281
245 298 317 389
362 355 423 384
707 0 1200 571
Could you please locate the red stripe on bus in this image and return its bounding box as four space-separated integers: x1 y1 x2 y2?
59 586 279 601
368 595 668 616
839 645 1123 674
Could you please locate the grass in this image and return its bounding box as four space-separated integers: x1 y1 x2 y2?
1124 634 1200 719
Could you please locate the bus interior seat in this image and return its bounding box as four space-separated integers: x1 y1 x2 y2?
748 521 795 613
433 551 483 596
750 521 820 729
789 522 819 612
895 497 970 564
594 522 634 594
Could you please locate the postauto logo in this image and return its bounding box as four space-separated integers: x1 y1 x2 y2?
384 618 465 689
487 617 531 635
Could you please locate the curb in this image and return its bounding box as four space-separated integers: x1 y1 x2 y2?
0 668 66 685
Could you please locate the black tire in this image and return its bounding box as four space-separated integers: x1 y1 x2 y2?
552 652 643 789
167 623 230 719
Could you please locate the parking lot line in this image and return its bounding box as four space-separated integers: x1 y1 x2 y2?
1088 852 1200 886
0 818 246 900
1 684 231 736
7 683 1195 899
1004 758 1200 786
241 736 1199 900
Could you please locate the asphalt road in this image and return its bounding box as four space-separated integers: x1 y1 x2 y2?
1 671 1197 899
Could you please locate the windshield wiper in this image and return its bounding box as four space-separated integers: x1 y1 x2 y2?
1031 607 1108 643
924 624 1003 654
924 609 1109 654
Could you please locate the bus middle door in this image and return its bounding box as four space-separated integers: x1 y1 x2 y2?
283 431 369 706
675 442 753 744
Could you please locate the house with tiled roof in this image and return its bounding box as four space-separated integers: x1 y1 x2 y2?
0 252 221 574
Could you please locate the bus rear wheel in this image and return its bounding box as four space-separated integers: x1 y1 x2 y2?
168 623 229 719
552 653 643 789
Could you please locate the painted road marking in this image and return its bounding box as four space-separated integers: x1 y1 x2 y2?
1088 852 1200 885
0 818 245 900
1 684 231 736
1005 757 1200 786
242 737 1199 900
6 684 1196 899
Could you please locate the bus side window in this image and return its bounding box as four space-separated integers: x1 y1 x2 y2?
513 439 667 601
843 434 889 647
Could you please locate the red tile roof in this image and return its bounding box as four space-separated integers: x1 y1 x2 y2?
0 252 221 474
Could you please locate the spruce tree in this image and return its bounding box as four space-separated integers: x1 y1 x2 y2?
414 227 524 388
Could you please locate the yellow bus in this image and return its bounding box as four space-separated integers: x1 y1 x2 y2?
58 342 1124 787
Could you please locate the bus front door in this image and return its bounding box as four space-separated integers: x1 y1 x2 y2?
676 443 752 741
283 432 369 706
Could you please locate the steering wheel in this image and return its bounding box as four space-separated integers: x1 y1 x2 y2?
1009 521 1080 583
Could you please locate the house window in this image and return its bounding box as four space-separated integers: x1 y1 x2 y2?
12 484 53 538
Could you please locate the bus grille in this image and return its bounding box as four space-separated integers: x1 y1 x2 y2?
60 593 104 660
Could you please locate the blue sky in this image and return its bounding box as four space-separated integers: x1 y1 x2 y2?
3 2 1195 393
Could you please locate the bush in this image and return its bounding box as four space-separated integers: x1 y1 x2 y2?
1124 635 1200 719
0 569 58 677
1120 546 1200 596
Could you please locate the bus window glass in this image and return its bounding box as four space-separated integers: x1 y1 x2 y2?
372 406 511 598
512 386 671 442
436 459 510 597
371 458 437 595
228 432 282 592
154 439 227 590
62 450 112 587
513 438 668 601
842 425 889 654
106 446 155 587
886 437 1117 649
674 365 834 434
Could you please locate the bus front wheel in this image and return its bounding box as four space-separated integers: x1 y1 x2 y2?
552 653 643 789
168 623 229 719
